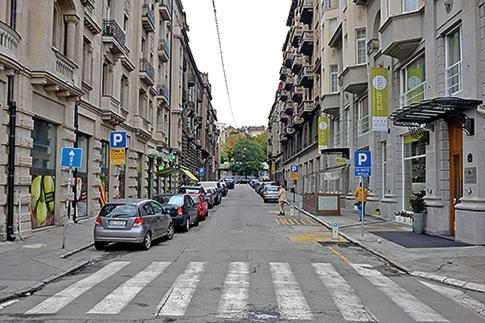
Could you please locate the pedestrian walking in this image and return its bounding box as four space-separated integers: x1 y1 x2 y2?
278 184 287 216
353 182 369 221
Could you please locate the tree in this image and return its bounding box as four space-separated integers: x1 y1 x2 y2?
253 133 268 158
220 131 248 163
228 139 265 176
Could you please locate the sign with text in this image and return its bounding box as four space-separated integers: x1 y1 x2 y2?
354 150 371 177
371 68 388 131
110 148 126 166
318 116 329 150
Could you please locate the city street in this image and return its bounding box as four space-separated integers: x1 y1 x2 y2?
1 185 484 322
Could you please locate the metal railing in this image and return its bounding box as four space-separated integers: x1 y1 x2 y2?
103 20 126 48
401 81 425 107
159 39 170 56
446 61 462 96
358 115 370 136
159 0 173 13
142 4 155 28
140 58 155 81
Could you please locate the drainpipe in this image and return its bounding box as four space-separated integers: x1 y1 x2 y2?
6 75 16 241
168 0 174 193
72 101 80 223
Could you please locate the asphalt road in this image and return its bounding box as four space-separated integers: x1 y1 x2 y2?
1 185 484 322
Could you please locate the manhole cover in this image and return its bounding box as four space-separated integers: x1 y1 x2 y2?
22 244 47 249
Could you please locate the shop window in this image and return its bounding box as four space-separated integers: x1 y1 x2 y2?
400 55 425 107
402 135 426 211
75 135 89 218
31 119 57 229
446 27 462 96
99 141 109 207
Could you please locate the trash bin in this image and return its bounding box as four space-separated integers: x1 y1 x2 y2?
413 213 425 234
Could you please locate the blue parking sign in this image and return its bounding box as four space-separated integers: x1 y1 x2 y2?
110 131 127 148
290 165 299 173
199 167 206 177
354 150 371 177
61 148 83 169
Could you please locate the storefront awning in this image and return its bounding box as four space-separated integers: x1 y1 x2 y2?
390 97 482 127
180 166 199 183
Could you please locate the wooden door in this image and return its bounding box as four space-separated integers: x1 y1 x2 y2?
448 119 463 236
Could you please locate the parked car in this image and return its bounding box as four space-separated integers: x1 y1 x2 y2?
262 185 279 203
257 182 275 196
205 188 216 209
154 194 199 232
190 194 209 220
224 177 236 189
219 181 228 197
250 179 259 189
199 182 222 205
240 177 251 184
94 199 174 251
179 185 207 195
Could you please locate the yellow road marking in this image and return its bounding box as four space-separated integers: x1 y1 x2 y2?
275 219 283 225
269 211 280 214
328 247 353 266
289 231 348 243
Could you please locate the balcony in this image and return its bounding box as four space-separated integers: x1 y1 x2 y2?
159 0 172 21
321 93 340 114
0 21 21 67
280 67 290 81
292 86 304 102
280 110 290 123
379 8 424 60
291 25 304 47
298 30 314 56
292 114 305 128
157 84 170 104
298 65 314 88
280 133 289 143
284 76 295 91
103 20 127 54
299 100 314 117
339 64 367 94
284 101 296 115
158 39 170 63
133 115 153 142
299 0 313 24
279 90 290 102
291 54 304 74
139 58 155 86
284 51 295 68
142 4 156 32
100 95 126 127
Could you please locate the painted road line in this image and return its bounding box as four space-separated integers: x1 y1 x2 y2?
312 263 376 322
419 280 485 319
217 262 250 319
25 261 130 314
0 299 18 311
269 262 313 320
156 262 207 317
328 247 353 266
352 264 449 322
88 262 171 315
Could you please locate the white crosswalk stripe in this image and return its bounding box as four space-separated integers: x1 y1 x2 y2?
155 262 207 317
419 280 485 319
25 261 130 315
269 262 313 321
312 263 376 322
88 262 171 315
352 264 449 322
217 262 250 319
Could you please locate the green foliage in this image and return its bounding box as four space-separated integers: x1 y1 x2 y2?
253 133 268 157
221 132 248 163
228 138 265 176
410 191 427 213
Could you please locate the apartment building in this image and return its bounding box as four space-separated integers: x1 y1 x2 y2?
269 0 485 244
0 0 218 240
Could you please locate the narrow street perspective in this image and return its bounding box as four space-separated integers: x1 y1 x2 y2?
0 0 484 322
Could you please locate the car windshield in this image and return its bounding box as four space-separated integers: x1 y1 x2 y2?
266 186 278 192
99 204 138 218
168 196 184 205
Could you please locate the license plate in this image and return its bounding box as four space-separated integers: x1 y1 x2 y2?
109 220 126 226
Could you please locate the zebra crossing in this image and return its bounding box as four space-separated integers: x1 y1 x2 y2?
11 260 485 321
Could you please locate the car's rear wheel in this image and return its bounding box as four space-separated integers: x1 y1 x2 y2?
94 241 107 250
182 217 190 232
142 232 152 250
205 210 209 218
166 223 174 240
193 217 199 226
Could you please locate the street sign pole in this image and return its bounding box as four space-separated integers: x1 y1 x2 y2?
361 176 364 238
62 167 73 249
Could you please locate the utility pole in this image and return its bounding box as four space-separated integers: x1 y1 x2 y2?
6 74 16 241
72 101 80 223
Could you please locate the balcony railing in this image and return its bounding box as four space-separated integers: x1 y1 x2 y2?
159 0 172 20
157 84 169 102
158 39 170 62
0 21 21 63
139 58 155 84
142 4 156 32
401 81 425 107
446 61 462 96
103 20 126 50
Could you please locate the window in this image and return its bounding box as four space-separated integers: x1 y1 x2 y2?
403 0 417 12
333 114 341 146
356 29 366 64
382 141 387 196
386 0 391 17
137 153 143 198
400 56 425 106
82 38 93 85
446 27 462 96
330 64 338 93
402 135 426 211
329 18 338 35
120 76 129 110
357 96 370 135
344 106 351 145
5 0 17 29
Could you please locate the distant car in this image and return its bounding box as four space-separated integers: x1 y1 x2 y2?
262 185 279 203
250 179 260 189
179 185 207 195
154 194 199 232
190 194 209 220
240 177 251 184
94 199 174 251
257 182 275 196
199 182 222 205
224 178 235 189
219 181 228 197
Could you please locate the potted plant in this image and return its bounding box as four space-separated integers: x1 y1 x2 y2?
410 191 426 234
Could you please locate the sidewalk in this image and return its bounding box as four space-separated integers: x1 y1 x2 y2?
0 218 100 302
288 192 485 293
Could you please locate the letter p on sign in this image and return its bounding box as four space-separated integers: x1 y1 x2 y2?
358 153 367 165
110 131 127 149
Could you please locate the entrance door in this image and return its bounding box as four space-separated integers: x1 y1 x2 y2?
448 119 463 236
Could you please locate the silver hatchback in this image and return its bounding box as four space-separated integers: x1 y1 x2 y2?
262 185 279 203
93 199 174 250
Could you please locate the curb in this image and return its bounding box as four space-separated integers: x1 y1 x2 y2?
60 242 94 259
290 203 485 294
0 259 95 304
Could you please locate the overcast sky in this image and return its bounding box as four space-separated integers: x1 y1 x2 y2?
183 0 292 127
